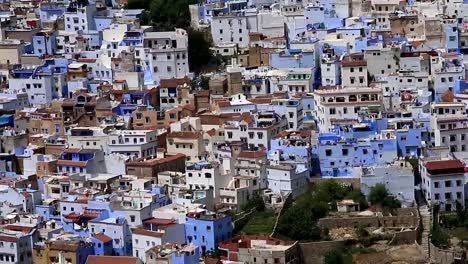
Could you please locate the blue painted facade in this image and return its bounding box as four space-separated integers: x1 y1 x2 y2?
317 123 398 177
171 246 201 264
91 235 113 256
185 212 233 255
33 32 57 56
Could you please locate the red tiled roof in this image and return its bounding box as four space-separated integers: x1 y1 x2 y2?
237 149 266 159
56 160 88 166
159 77 191 88
425 160 464 171
249 98 272 104
205 129 217 137
93 233 113 243
0 235 18 242
63 148 81 153
77 58 96 63
132 228 164 238
85 256 140 264
217 101 231 107
126 153 186 167
143 218 176 225
167 131 202 139
4 225 35 233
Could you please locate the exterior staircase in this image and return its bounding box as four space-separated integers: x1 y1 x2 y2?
419 205 431 260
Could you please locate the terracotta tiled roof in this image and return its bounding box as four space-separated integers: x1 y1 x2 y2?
167 131 202 139
56 160 88 166
143 218 176 225
63 148 81 153
77 58 97 63
126 153 186 167
217 101 231 107
425 160 464 171
160 77 190 88
0 235 18 242
249 98 272 104
241 112 253 124
237 149 266 159
85 256 140 264
4 225 35 233
93 233 113 243
132 228 164 238
205 128 217 137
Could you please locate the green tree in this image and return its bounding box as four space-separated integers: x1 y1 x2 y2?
276 205 321 241
148 0 198 30
347 189 369 209
187 29 214 72
126 0 214 71
431 225 449 248
241 194 265 212
368 184 401 209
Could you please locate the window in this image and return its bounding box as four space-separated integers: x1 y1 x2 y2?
434 182 439 188
329 108 336 115
342 149 348 156
167 66 172 72
325 149 332 156
227 132 233 139
457 180 462 186
434 193 440 200
457 192 462 199
130 215 135 222
445 193 451 200
445 180 452 187
257 132 263 139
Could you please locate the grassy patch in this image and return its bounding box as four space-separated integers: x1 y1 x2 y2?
444 227 468 242
241 210 277 235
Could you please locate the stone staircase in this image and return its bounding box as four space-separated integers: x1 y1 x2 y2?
420 205 431 259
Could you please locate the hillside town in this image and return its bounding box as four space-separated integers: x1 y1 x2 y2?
0 0 466 263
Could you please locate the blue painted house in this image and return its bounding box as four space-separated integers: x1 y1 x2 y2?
185 210 233 256
317 122 398 177
91 233 114 256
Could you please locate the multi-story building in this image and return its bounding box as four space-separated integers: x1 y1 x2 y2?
430 102 467 151
420 159 465 212
224 111 289 149
317 123 398 177
132 224 185 261
8 68 56 106
166 131 204 162
211 15 249 48
313 87 384 132
320 48 341 86
64 2 97 33
144 29 189 81
89 217 132 256
185 210 232 256
218 235 300 263
108 130 158 159
341 53 368 87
